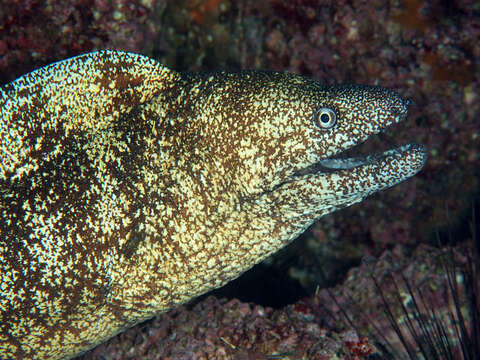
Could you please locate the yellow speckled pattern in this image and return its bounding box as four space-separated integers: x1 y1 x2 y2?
0 50 426 359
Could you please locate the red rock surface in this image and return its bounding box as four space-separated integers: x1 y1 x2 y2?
2 0 479 358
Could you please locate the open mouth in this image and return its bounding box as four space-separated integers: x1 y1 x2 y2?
296 143 427 176
318 143 425 171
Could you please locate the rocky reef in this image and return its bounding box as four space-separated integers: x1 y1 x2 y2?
2 0 479 358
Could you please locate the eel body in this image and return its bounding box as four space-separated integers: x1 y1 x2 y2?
0 50 426 359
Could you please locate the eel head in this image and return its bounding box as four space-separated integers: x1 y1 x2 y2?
194 72 427 212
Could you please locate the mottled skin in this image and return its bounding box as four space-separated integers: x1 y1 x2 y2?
0 51 426 359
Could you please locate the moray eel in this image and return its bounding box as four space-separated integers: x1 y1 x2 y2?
0 50 426 359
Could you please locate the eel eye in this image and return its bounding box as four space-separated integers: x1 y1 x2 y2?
314 107 337 129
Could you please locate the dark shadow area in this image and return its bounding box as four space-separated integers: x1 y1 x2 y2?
200 261 308 309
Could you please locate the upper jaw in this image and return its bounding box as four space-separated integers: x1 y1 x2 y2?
314 94 412 173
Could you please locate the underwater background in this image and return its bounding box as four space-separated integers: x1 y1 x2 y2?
1 0 479 358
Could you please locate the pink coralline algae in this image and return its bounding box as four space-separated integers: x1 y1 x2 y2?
0 0 164 84
2 0 480 358
81 295 378 359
